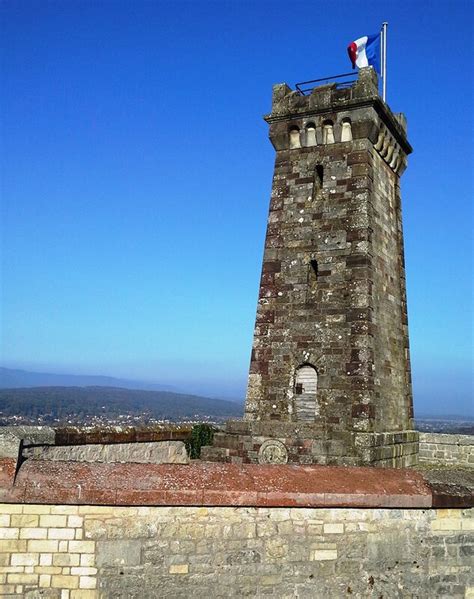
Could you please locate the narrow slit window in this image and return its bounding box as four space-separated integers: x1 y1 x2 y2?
312 165 324 200
315 165 323 187
307 259 318 297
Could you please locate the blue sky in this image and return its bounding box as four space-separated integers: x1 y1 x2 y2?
1 0 473 415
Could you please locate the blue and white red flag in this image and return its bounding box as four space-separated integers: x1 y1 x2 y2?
347 34 381 71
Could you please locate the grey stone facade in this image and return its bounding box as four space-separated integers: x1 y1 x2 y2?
93 507 473 599
204 68 418 466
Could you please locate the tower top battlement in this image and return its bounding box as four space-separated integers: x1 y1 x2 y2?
266 67 411 161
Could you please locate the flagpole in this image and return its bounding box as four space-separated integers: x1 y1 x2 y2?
382 22 388 102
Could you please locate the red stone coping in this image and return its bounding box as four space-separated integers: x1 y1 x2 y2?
0 459 435 508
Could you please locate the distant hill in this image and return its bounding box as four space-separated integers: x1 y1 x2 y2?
415 413 474 422
0 386 243 425
0 367 244 402
0 367 177 393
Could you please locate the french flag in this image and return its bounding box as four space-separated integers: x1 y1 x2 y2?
347 33 381 71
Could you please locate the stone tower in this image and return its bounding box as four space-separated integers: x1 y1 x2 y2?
204 67 418 467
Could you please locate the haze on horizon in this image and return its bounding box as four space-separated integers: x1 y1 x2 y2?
1 1 473 417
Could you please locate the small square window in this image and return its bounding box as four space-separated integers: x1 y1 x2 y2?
295 383 303 395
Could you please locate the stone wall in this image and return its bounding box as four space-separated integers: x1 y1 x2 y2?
419 433 474 468
371 151 413 431
204 421 419 467
0 503 472 598
0 425 192 446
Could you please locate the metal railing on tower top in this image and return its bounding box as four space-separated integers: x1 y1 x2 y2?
295 72 358 96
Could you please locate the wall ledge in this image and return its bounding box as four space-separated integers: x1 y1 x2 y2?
2 459 469 508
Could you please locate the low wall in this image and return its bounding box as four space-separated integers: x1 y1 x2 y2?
0 503 473 598
0 424 192 446
419 433 474 468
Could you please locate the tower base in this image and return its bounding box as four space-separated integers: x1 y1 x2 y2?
201 420 419 468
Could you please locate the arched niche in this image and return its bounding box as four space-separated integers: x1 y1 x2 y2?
289 126 301 149
322 120 334 144
341 118 353 142
305 122 317 147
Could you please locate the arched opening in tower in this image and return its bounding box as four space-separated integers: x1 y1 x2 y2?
294 364 318 421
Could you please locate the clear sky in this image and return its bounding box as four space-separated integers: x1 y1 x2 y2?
1 0 473 415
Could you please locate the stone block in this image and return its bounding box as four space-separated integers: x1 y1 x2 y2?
323 523 344 534
49 506 79 515
169 564 189 574
11 552 40 566
0 539 27 552
24 441 189 465
0 426 55 446
39 574 51 587
0 527 19 539
11 514 39 528
7 573 39 584
23 505 51 514
53 554 80 567
71 568 97 577
48 528 75 540
68 541 95 554
79 576 96 589
68 516 83 528
96 540 141 567
200 446 230 462
27 540 59 553
71 592 98 599
39 515 67 528
51 574 79 589
80 555 95 567
311 549 338 561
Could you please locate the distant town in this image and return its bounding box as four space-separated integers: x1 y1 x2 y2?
415 417 474 435
0 384 472 435
0 384 242 428
0 411 224 428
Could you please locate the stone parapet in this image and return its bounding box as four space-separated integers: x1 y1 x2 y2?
0 426 56 445
266 67 411 161
22 440 189 465
0 424 193 446
419 433 474 468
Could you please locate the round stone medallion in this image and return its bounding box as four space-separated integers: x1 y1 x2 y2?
258 439 289 465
